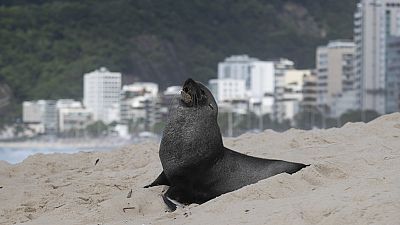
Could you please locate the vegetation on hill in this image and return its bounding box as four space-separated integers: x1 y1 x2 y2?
0 0 357 124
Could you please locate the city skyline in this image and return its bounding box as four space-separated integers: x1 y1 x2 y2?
14 0 400 139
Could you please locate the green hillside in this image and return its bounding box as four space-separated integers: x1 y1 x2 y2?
0 0 357 123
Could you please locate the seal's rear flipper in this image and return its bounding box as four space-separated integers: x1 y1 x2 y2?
286 162 310 175
144 171 170 188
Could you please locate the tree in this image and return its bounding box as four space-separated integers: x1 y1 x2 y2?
85 121 108 137
340 110 380 125
294 107 323 130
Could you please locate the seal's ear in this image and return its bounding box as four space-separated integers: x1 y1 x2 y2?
144 171 170 188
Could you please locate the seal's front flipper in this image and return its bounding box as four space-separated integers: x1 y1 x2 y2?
144 171 170 188
163 187 185 211
162 194 177 211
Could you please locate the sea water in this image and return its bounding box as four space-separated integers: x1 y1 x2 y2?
0 146 113 164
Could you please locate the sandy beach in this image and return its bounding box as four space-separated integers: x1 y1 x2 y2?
0 113 399 225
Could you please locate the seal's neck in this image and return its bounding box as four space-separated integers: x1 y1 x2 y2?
159 108 223 175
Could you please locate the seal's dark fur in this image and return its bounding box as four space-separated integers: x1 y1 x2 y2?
145 78 308 210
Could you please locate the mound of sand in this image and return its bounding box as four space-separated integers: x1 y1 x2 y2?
1 113 399 225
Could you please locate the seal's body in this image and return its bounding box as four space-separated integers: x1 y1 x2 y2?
145 78 307 210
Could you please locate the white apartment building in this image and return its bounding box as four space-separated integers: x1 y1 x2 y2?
218 55 257 89
386 35 400 112
120 95 161 131
218 55 275 100
316 40 356 117
284 69 311 100
120 82 161 131
83 67 121 124
272 58 295 122
22 101 45 134
56 99 93 133
247 96 274 116
331 90 359 117
280 69 313 122
122 82 159 97
354 0 400 114
249 61 275 99
22 100 58 134
23 101 42 123
301 70 318 110
58 107 93 133
208 79 246 102
56 99 82 110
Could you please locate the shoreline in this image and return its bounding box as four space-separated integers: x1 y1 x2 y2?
0 137 157 149
0 142 126 149
0 138 138 164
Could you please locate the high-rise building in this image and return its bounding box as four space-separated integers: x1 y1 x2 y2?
272 58 295 122
386 36 400 112
316 40 356 117
36 100 57 134
208 79 246 102
301 70 318 110
354 0 400 114
218 55 275 100
280 69 314 123
218 55 257 89
83 67 121 123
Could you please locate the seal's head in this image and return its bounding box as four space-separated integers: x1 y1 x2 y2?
180 78 217 113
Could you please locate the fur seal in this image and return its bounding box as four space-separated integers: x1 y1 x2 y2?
145 78 308 210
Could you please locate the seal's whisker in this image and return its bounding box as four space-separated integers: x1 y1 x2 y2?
168 93 179 108
167 92 180 118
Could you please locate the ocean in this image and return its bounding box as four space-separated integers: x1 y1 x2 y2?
0 146 115 164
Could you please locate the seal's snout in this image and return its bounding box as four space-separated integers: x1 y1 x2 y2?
181 78 207 107
181 90 192 104
181 78 196 105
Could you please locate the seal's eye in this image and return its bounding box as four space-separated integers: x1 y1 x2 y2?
201 89 205 95
183 87 189 93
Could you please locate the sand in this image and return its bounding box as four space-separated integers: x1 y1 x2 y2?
0 113 399 225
